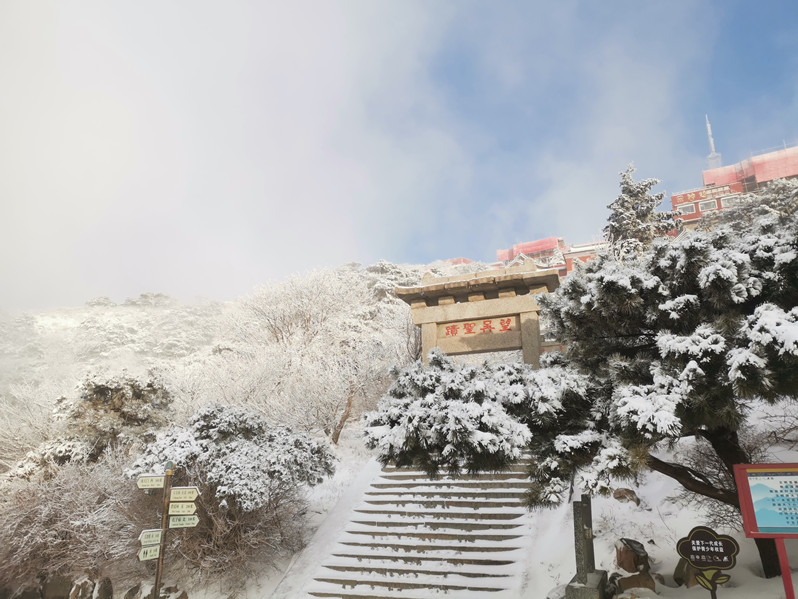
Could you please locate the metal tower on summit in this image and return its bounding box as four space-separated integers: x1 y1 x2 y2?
705 115 722 169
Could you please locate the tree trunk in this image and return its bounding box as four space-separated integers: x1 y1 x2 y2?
331 385 356 445
698 428 782 578
755 538 782 579
647 449 782 578
699 427 751 480
647 454 739 506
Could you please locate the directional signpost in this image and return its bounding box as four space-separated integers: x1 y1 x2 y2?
134 462 201 599
138 529 162 546
169 515 200 528
137 475 166 489
138 545 160 562
168 502 197 515
170 487 199 502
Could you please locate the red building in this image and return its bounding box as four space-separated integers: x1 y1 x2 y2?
496 236 565 265
495 237 607 276
672 144 798 227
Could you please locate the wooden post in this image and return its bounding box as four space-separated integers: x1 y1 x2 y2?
152 462 174 599
573 495 595 584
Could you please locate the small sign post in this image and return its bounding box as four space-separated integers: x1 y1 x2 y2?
676 526 739 598
138 529 163 546
734 463 798 599
169 515 200 528
170 487 200 502
136 462 201 599
138 545 160 562
152 461 174 599
168 502 197 515
137 475 166 489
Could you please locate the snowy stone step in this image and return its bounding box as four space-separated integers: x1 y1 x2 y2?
371 480 532 489
318 557 518 580
299 457 535 599
320 564 512 578
308 588 500 599
382 458 533 471
351 519 522 531
329 553 515 567
308 593 428 599
363 487 527 504
353 508 524 520
343 529 523 542
311 575 507 593
362 497 523 508
378 471 529 481
358 494 527 506
338 540 522 553
365 489 528 499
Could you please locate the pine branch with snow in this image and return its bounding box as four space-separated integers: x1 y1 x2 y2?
603 164 680 260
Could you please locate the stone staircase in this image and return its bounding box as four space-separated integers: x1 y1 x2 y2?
305 460 535 598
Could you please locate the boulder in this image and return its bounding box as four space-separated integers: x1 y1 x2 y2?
157 585 186 599
94 579 112 599
612 488 640 506
615 538 650 574
68 580 93 599
673 557 700 588
42 577 72 599
617 572 657 593
122 585 141 599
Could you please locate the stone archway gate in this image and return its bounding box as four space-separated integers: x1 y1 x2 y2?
395 264 560 368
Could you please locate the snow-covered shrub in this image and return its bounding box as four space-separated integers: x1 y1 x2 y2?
126 404 336 582
8 374 172 481
364 350 587 477
55 373 172 446
0 380 65 474
668 428 770 531
363 349 632 505
0 448 157 588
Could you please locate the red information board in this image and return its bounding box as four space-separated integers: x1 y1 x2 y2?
734 463 798 539
734 463 798 599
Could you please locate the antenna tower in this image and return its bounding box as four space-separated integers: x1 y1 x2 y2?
705 115 722 169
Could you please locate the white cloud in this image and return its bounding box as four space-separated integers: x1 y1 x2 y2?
0 0 791 312
0 1 468 310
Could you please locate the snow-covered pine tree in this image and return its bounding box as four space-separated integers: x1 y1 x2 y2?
540 208 798 577
698 177 798 232
603 164 679 259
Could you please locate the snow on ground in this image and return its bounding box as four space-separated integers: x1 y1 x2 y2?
205 425 798 599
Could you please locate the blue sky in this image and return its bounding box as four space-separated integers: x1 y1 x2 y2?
1 1 796 311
